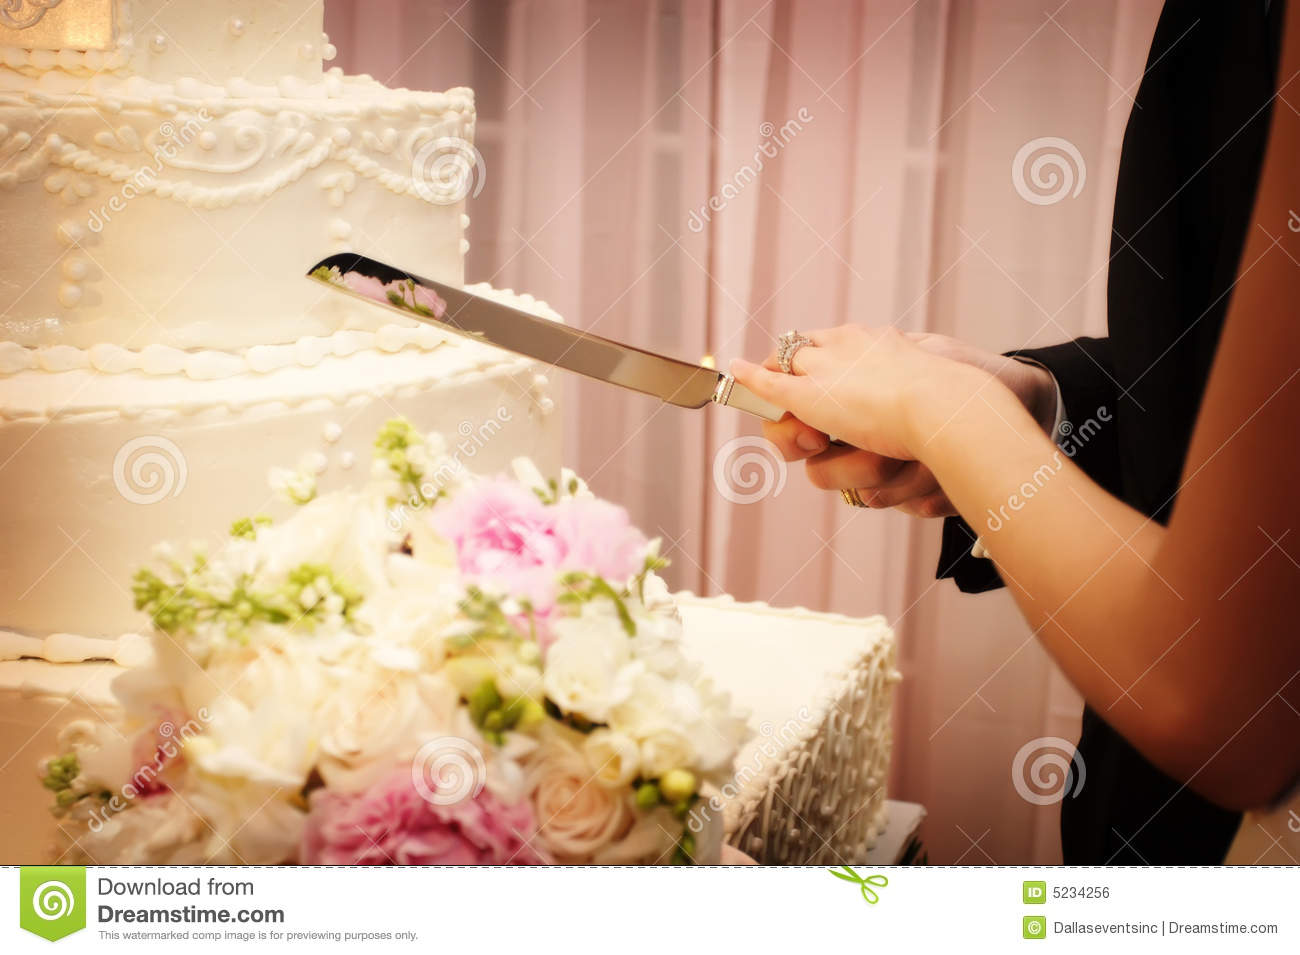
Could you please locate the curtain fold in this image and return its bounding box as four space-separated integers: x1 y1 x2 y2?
325 0 1164 864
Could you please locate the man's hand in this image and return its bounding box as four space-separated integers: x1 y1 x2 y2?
757 331 1058 518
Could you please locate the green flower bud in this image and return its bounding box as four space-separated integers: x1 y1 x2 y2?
467 678 503 726
482 709 506 733
679 832 697 859
634 782 661 810
511 697 547 730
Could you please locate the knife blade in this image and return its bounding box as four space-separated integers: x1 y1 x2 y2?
306 253 784 422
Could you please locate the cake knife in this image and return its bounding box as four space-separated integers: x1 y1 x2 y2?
306 253 784 422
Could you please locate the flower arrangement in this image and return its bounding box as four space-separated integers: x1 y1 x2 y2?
42 419 748 865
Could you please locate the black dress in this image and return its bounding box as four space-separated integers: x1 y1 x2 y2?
936 0 1288 864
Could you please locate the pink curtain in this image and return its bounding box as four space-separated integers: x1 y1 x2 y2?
326 0 1165 864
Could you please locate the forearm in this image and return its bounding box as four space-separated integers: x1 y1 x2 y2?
909 368 1221 791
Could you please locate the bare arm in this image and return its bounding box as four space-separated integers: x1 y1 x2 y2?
733 15 1300 810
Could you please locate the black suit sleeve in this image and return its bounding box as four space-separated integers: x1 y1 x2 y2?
936 336 1124 593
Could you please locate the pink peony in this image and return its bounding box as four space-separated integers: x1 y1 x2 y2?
342 270 389 303
432 479 566 609
554 497 648 584
300 769 546 865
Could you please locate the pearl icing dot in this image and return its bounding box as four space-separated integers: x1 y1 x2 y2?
228 18 246 37
150 34 168 54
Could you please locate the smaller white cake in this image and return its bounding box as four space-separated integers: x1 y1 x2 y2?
676 594 898 864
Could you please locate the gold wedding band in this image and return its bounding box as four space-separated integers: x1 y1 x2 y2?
841 487 869 508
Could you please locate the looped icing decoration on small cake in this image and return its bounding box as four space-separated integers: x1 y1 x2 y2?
0 0 62 31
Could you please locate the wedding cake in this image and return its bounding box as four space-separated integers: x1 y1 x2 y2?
0 0 899 865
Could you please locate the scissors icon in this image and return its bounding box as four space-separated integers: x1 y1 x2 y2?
828 866 889 904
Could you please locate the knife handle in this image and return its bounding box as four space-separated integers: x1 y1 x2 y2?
712 375 785 422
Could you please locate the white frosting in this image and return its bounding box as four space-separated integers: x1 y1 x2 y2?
0 69 475 350
0 283 563 383
0 2 325 84
0 285 565 639
676 594 899 863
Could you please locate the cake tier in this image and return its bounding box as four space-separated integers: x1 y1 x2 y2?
0 597 895 865
0 285 564 639
0 69 474 349
676 594 899 864
0 1 327 84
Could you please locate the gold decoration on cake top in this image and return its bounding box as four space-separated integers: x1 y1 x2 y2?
0 0 113 51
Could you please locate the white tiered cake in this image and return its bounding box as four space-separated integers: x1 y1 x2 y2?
0 0 898 866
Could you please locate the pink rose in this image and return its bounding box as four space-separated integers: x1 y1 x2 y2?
432 479 566 610
554 498 648 584
300 769 546 865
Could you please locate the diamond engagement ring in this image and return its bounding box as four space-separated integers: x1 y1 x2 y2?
776 330 814 374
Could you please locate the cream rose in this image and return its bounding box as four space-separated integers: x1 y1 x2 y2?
583 728 641 787
526 731 634 862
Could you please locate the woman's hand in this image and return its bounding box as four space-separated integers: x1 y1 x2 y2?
743 328 1058 517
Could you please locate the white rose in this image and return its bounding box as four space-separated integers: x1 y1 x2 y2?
582 728 640 787
542 612 637 723
525 730 634 863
